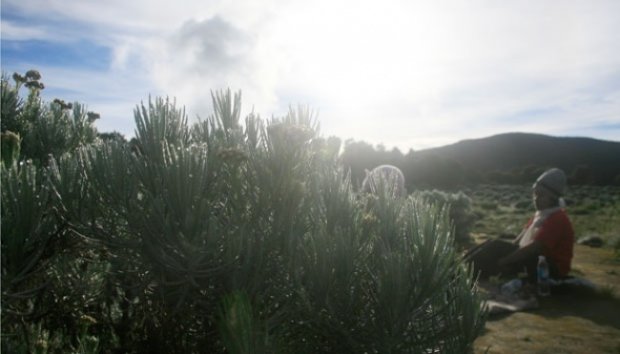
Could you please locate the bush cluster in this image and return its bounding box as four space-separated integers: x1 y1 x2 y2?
412 190 476 242
1 72 485 353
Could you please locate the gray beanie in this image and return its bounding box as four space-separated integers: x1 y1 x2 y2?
533 168 566 197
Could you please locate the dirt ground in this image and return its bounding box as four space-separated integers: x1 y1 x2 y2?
473 244 620 354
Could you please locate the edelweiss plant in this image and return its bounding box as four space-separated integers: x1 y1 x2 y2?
1 75 486 353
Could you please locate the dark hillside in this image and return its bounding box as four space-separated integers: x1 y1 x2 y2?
342 133 620 189
415 133 620 185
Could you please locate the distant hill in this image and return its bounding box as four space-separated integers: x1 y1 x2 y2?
341 132 620 188
413 133 620 185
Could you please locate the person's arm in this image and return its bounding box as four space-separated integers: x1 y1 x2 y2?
513 218 534 245
498 240 543 267
512 229 526 245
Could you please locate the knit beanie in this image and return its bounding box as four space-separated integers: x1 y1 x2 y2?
533 168 567 197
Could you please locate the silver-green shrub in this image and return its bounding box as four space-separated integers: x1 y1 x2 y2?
1 72 98 165
2 87 485 352
413 190 476 242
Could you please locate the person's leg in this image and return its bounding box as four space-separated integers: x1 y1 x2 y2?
501 253 538 282
502 255 561 283
462 239 492 259
463 239 518 279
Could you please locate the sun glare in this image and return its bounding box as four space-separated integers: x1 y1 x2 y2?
277 3 452 92
265 1 458 141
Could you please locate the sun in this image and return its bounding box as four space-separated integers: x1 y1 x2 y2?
263 0 457 140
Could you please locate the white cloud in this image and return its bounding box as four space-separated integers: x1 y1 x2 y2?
144 16 281 120
1 20 53 41
3 0 619 149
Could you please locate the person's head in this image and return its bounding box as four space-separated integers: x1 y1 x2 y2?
532 168 566 210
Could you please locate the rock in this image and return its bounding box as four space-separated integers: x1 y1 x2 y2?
577 235 604 248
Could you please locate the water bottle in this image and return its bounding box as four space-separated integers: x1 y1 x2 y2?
537 255 550 296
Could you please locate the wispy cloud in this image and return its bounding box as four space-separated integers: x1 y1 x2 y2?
2 0 619 149
1 20 54 41
144 16 281 120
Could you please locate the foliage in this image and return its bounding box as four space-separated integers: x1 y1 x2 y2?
0 71 99 165
1 76 486 352
1 160 58 297
0 72 104 353
412 190 476 243
1 131 21 166
468 184 620 247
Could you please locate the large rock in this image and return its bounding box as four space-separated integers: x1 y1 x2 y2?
577 235 604 248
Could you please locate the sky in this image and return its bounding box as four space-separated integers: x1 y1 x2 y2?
2 0 619 151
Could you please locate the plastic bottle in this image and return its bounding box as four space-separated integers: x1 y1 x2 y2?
500 278 522 295
537 255 550 296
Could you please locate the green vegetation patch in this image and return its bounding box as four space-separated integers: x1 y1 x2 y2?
1 72 486 353
467 184 620 248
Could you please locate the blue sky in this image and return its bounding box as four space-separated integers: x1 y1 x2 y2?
2 0 619 150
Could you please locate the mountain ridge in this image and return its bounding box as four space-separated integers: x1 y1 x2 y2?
411 132 620 185
341 132 620 188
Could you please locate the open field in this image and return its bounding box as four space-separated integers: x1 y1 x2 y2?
464 184 620 247
464 185 620 353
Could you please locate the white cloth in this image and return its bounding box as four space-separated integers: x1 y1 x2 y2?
518 207 562 248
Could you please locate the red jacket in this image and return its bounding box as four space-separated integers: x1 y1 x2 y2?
527 209 574 277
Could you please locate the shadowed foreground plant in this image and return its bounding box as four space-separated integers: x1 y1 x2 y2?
218 291 269 354
2 85 486 353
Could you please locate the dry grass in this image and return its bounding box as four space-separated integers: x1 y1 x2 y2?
474 245 620 354
467 184 620 353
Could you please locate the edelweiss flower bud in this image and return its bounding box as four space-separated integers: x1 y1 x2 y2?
25 70 42 81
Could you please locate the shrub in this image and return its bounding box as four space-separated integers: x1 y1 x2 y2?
0 71 99 165
412 189 476 242
1 82 486 352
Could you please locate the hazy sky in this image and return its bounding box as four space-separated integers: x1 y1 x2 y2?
2 0 619 150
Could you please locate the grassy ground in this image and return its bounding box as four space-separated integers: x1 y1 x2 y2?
473 245 620 354
465 185 620 354
464 184 620 249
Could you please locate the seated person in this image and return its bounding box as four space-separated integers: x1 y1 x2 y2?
465 168 574 281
